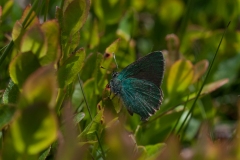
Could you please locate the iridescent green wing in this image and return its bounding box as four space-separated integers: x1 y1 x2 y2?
120 78 163 121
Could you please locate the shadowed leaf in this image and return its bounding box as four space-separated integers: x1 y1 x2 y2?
9 52 41 88
20 66 58 109
10 104 57 154
2 80 19 104
58 48 86 88
62 0 90 37
167 60 194 95
0 104 15 130
192 60 209 83
21 25 47 59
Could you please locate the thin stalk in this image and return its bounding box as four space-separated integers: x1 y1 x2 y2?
22 0 39 28
168 94 190 139
177 21 231 136
77 74 106 160
44 0 49 22
0 40 14 66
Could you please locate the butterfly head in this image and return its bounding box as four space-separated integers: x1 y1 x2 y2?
111 71 119 78
109 71 121 94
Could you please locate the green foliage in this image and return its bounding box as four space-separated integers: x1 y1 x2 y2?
0 0 239 159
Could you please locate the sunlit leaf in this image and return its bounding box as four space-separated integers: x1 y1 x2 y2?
10 105 57 154
19 5 39 27
40 20 61 65
9 51 41 88
145 143 166 160
167 60 194 95
105 38 121 54
12 5 39 49
21 25 47 59
58 48 86 88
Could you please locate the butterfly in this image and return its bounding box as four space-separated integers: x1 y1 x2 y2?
109 51 165 121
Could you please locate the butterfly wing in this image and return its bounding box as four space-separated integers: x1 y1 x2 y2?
118 51 165 87
119 78 163 121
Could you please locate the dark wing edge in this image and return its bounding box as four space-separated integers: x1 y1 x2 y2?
119 51 165 87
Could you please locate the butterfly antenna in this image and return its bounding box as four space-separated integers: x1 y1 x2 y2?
113 53 119 70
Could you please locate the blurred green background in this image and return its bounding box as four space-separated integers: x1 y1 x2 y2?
0 0 240 159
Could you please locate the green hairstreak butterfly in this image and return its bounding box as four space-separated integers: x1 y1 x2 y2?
109 51 165 121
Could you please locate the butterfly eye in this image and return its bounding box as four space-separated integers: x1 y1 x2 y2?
112 72 118 78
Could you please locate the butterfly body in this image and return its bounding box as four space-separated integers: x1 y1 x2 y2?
109 51 165 121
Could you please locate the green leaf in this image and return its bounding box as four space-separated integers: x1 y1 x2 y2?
202 78 229 94
167 60 194 95
21 25 47 59
12 5 39 49
9 52 41 88
213 53 240 85
182 78 229 101
117 11 135 41
145 143 166 160
93 0 127 24
20 66 58 109
0 104 15 130
38 146 51 160
80 52 99 82
40 20 61 65
10 105 57 155
62 0 90 37
78 106 104 141
58 48 86 88
137 110 184 144
62 31 81 62
158 0 184 25
89 20 100 49
74 112 85 124
105 38 121 54
2 0 13 20
2 80 20 104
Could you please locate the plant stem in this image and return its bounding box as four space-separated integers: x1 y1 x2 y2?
0 40 14 67
177 21 231 137
78 74 106 160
